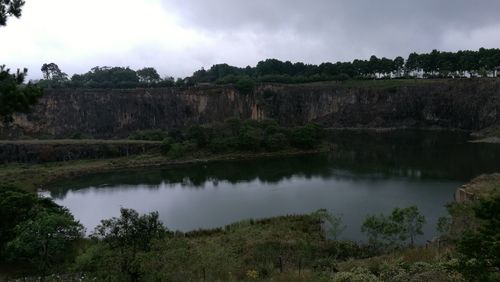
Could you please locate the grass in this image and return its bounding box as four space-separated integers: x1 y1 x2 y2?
460 173 500 198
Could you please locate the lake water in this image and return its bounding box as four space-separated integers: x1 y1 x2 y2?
46 130 500 243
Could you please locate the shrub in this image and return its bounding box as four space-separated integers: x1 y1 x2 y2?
167 141 194 159
209 137 236 153
160 137 174 155
129 129 168 141
290 123 324 149
186 125 209 147
264 133 288 151
235 76 255 94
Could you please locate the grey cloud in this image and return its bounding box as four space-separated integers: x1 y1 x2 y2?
163 0 500 64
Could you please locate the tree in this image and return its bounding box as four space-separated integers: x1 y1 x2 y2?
88 208 168 281
361 214 401 250
7 210 84 279
394 56 405 77
290 123 323 149
391 206 426 247
137 67 161 84
1 1 42 123
0 0 24 26
315 209 346 240
40 63 69 88
362 206 426 250
41 63 68 81
456 194 500 281
0 66 42 123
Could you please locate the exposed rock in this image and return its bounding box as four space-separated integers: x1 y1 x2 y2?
1 80 499 138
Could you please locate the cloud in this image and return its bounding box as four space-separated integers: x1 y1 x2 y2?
1 0 500 79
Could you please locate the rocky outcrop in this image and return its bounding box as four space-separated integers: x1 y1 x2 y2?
1 80 499 138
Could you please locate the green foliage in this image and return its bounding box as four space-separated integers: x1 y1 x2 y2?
264 132 288 151
39 63 69 88
187 48 500 85
80 208 168 281
391 206 426 247
0 186 83 278
7 211 83 276
143 119 326 156
436 216 451 239
315 209 347 240
362 206 426 250
136 67 161 83
160 137 173 154
456 194 500 281
235 75 255 94
167 141 193 158
290 123 324 149
0 186 63 257
128 129 168 141
0 65 43 123
186 125 209 147
333 267 381 282
0 0 24 26
445 202 480 241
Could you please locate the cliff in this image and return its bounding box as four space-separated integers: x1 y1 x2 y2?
1 79 499 138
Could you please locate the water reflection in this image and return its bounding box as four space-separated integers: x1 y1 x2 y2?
49 130 500 198
47 130 500 242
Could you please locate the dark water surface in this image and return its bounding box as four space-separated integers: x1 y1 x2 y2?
46 130 500 242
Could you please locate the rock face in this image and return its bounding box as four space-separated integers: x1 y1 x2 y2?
2 80 499 138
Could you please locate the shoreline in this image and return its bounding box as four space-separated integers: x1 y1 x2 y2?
0 147 329 192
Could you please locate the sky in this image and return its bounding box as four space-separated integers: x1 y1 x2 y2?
1 0 500 80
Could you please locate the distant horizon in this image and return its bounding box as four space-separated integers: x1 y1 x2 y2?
20 47 500 83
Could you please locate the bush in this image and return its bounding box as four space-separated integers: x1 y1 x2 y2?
187 125 209 147
237 126 264 150
209 137 237 153
160 137 174 155
167 141 194 159
129 129 168 141
264 133 288 151
235 76 255 94
290 123 324 149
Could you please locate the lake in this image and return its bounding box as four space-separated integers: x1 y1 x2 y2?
45 130 500 243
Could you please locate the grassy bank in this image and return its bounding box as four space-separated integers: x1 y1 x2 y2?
0 146 329 192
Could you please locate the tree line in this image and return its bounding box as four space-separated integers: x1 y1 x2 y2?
189 48 500 84
35 48 500 90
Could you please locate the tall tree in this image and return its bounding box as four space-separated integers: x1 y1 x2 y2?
7 211 84 279
41 63 68 81
457 194 500 281
88 208 168 281
0 0 24 26
0 66 42 123
393 56 405 77
1 1 42 123
137 67 161 84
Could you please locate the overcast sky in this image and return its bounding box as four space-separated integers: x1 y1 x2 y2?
1 0 500 79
